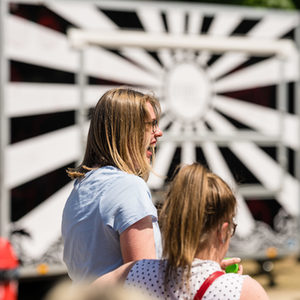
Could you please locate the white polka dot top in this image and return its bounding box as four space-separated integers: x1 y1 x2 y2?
125 259 247 299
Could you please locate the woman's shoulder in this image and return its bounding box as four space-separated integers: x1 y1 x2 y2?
99 168 152 212
108 169 148 191
240 276 269 300
86 166 145 186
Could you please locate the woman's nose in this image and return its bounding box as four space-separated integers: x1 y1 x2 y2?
154 127 163 137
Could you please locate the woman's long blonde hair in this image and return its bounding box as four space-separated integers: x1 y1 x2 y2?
159 162 237 286
67 87 161 180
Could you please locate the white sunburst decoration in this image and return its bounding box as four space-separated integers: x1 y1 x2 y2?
1 0 299 276
68 27 298 238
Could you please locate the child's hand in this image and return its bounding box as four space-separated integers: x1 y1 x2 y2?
221 257 243 274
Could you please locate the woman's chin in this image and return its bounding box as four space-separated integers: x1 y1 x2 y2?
146 152 152 163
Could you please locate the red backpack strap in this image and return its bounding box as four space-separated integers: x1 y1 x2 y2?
194 271 225 300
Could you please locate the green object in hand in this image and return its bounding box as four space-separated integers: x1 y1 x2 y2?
225 258 239 273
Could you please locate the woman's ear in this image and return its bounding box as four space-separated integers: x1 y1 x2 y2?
218 222 230 244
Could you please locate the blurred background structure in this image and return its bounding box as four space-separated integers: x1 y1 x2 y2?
0 0 300 299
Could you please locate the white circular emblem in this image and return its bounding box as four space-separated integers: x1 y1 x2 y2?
165 62 211 122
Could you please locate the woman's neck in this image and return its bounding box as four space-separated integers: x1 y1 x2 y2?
195 244 223 265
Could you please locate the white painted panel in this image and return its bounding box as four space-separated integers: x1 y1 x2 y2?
230 141 299 215
206 110 299 215
166 10 189 66
6 83 129 117
85 46 160 87
214 56 299 93
207 52 247 80
202 141 254 236
209 12 242 36
7 15 78 72
84 85 116 107
137 7 166 33
213 95 299 149
120 47 163 76
47 2 117 29
206 108 236 131
207 14 298 80
202 142 235 187
6 126 81 188
14 182 73 258
49 3 163 78
137 7 173 68
198 12 241 65
285 116 300 150
84 84 164 108
86 84 163 107
195 122 208 134
187 11 202 35
156 49 174 69
167 9 185 34
181 141 195 165
148 141 177 189
7 83 79 117
249 14 299 38
148 121 181 188
156 113 173 132
7 16 161 87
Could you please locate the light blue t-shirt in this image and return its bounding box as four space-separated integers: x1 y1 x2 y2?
61 166 162 283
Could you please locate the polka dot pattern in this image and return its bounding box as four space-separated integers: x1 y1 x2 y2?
125 259 247 299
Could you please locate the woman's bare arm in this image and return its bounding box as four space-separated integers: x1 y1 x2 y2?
91 261 137 287
120 215 156 263
240 277 269 300
92 216 156 287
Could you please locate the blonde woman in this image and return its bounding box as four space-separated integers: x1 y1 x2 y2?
94 163 269 300
62 87 163 283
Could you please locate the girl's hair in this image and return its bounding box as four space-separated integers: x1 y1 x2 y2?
67 87 161 180
159 162 237 286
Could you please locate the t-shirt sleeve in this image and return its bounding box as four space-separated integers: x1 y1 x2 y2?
100 174 157 234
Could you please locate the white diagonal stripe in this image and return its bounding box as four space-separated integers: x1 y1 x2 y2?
6 126 81 188
7 15 78 72
47 2 117 29
202 141 255 237
213 95 299 149
14 182 73 258
214 56 299 93
206 110 299 215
